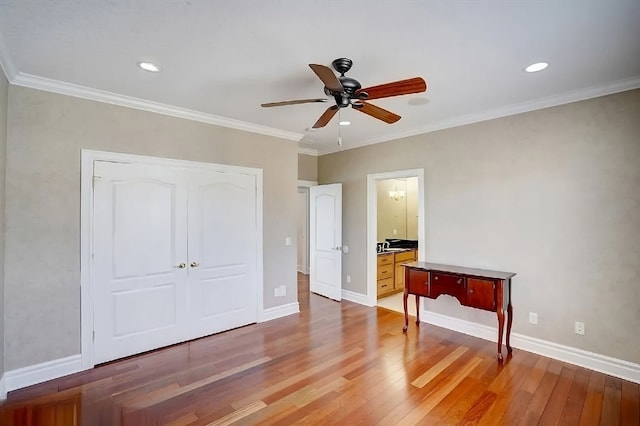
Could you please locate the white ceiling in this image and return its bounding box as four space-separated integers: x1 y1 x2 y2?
1 0 639 155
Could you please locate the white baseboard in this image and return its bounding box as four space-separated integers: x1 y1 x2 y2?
342 289 374 306
260 302 300 322
1 354 86 399
420 311 640 384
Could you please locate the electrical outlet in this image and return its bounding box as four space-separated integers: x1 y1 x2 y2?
575 321 585 335
529 312 538 325
346 274 351 283
280 285 286 297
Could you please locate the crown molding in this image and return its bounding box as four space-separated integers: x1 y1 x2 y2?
318 75 640 156
297 146 319 156
10 72 305 142
0 28 17 81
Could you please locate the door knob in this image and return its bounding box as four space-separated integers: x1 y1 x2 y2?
176 262 186 269
190 261 200 268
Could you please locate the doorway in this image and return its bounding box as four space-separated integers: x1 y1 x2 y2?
296 180 317 276
366 169 425 307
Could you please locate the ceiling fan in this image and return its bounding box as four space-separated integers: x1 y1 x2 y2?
261 58 427 129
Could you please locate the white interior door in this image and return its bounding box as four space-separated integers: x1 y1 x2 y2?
309 184 342 301
187 170 258 339
93 161 189 364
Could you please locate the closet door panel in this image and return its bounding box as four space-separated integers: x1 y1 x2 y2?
93 162 189 364
187 170 258 338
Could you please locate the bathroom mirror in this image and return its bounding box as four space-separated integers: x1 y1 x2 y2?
376 177 418 242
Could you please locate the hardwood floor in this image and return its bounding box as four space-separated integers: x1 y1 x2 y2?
1 273 638 425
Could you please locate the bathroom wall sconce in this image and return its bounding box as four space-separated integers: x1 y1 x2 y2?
388 189 405 201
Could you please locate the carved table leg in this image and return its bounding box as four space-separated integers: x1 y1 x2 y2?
497 307 505 361
403 286 409 332
415 295 420 326
506 279 513 354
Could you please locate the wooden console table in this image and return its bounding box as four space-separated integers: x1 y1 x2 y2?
402 262 516 361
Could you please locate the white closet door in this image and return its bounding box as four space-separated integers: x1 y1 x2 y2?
186 169 258 339
93 161 189 364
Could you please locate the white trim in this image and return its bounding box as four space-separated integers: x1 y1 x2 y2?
297 180 317 187
0 29 17 81
367 169 426 306
259 302 300 322
80 150 264 369
1 355 85 398
342 289 373 307
11 73 304 142
298 147 319 156
419 311 640 384
0 373 6 400
318 75 640 155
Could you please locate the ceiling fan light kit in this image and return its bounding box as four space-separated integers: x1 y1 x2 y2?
261 58 427 131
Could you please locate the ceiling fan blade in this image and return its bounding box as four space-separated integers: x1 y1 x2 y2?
309 64 343 92
261 98 328 108
312 105 339 128
355 102 401 124
356 77 426 100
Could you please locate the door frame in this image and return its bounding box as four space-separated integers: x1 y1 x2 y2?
366 169 425 306
297 180 316 274
80 149 264 369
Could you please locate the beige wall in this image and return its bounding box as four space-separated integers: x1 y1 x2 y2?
319 90 640 364
297 153 317 182
4 86 299 370
0 71 7 377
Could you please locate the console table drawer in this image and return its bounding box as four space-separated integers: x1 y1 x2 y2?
407 269 430 296
431 272 465 287
430 272 467 302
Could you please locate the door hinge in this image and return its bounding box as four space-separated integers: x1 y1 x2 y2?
92 175 101 189
93 330 95 341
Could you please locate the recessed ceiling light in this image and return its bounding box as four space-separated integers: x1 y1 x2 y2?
524 62 549 73
339 121 351 126
137 61 161 72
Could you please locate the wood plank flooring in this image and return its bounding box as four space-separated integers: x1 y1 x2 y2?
1 273 638 425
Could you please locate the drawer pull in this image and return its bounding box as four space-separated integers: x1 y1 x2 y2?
381 284 388 288
457 279 462 284
469 289 474 294
434 276 438 280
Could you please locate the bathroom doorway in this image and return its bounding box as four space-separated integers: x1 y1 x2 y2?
366 169 425 309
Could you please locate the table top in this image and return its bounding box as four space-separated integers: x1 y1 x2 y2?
403 262 516 280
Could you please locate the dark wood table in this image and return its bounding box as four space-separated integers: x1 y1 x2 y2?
402 262 516 361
